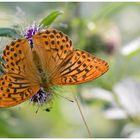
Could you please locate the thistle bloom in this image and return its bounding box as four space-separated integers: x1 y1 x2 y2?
30 88 52 105
24 23 40 48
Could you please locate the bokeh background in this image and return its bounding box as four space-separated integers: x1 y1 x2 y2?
0 2 140 138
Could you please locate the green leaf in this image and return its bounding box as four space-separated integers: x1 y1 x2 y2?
40 10 64 27
0 28 21 39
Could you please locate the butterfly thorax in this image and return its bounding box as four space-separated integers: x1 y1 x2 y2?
32 50 50 89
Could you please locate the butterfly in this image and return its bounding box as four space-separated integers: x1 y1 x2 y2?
0 29 109 108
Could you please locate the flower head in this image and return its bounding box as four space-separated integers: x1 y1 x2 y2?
24 23 41 47
30 87 53 105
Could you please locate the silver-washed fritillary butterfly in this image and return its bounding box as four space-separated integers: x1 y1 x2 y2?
0 29 109 107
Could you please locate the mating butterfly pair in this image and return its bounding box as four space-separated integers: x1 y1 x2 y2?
0 29 109 107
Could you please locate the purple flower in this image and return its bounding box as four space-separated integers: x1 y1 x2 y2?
30 87 53 105
24 23 41 48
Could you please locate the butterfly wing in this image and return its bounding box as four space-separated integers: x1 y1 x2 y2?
33 28 109 86
52 49 109 85
32 29 73 85
0 39 39 107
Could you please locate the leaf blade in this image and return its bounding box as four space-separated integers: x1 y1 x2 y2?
0 28 21 39
40 10 64 27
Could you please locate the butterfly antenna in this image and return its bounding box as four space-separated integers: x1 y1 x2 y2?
35 101 42 114
73 94 92 137
35 106 40 114
55 93 74 103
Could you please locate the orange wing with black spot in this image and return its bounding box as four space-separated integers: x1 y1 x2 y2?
53 49 109 85
33 29 73 85
0 39 39 107
33 28 109 86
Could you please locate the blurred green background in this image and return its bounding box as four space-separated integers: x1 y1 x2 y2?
0 2 140 138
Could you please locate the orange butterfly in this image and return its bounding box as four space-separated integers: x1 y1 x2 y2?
0 29 109 108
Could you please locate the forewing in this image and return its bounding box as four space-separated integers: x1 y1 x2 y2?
52 49 109 85
2 39 39 82
0 39 39 107
32 29 73 82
